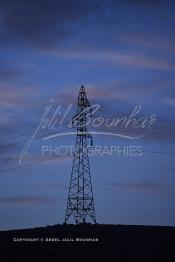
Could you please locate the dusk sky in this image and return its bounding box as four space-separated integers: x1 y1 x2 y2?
0 0 175 230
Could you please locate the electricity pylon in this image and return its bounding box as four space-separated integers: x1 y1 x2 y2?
64 85 96 224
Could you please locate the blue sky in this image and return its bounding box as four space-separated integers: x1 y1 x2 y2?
0 0 175 229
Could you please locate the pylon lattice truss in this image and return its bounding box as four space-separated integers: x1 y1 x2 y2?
65 85 96 224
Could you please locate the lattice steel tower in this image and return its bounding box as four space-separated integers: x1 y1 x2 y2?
64 85 96 224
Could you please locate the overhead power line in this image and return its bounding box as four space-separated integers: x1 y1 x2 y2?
0 148 175 175
1 126 175 151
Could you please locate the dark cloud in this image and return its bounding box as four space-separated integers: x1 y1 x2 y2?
110 181 167 194
111 0 169 7
0 0 174 50
0 195 57 205
34 182 68 190
0 62 21 81
0 0 95 48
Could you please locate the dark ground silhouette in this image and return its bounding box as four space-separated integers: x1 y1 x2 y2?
0 224 175 261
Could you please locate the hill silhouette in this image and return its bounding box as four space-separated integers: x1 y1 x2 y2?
0 224 175 261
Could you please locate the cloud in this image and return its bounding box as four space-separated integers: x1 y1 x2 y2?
0 85 25 107
33 182 68 190
111 0 168 7
0 152 18 165
48 48 175 71
0 0 173 51
77 80 175 105
0 64 21 81
0 0 95 48
51 85 121 105
164 97 175 107
0 83 39 107
0 195 57 205
117 34 175 54
110 181 167 194
0 145 72 172
42 83 175 143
